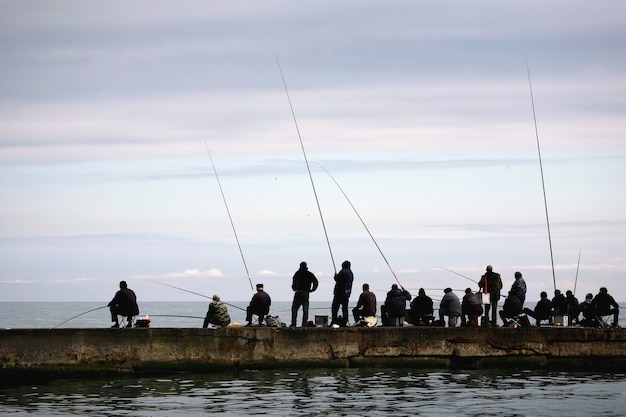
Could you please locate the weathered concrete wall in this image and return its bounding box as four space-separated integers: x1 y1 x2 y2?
1 327 625 386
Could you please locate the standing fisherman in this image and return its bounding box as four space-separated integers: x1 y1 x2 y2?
478 265 502 327
510 271 527 307
331 260 354 327
290 261 319 327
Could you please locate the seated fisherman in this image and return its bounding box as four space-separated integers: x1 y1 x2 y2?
523 291 552 326
462 288 483 327
383 284 411 326
499 290 522 327
409 288 434 325
578 293 598 327
203 294 231 328
108 280 139 328
352 283 377 326
591 287 620 327
246 283 271 326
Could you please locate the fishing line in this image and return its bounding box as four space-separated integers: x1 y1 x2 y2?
526 58 557 293
276 57 336 274
204 142 254 292
152 280 247 312
53 305 108 328
314 161 402 287
436 266 478 285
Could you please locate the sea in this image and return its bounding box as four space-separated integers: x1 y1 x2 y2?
1 301 625 416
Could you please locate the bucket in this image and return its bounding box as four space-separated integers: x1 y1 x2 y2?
315 315 328 327
478 292 491 305
552 315 569 327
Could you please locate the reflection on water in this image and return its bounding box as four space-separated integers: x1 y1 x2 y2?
1 368 625 416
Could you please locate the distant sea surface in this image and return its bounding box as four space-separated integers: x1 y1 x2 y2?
1 302 625 416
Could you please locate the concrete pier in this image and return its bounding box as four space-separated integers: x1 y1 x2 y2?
1 327 625 386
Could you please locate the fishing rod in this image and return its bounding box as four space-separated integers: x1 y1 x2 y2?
53 305 108 328
526 58 557 293
573 248 581 295
149 314 205 320
204 142 254 292
276 57 336 275
152 281 247 312
436 266 478 285
314 161 403 287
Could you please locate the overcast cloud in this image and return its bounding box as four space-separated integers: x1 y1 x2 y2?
1 1 625 305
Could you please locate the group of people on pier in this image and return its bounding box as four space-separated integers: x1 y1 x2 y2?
108 262 620 330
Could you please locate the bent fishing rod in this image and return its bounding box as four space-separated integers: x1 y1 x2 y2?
526 58 557 293
574 248 581 296
53 305 108 328
276 56 336 275
152 281 246 311
205 142 254 292
314 161 403 288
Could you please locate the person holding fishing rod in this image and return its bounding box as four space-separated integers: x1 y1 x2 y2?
202 294 231 328
108 281 139 328
290 261 319 328
331 260 354 327
478 265 502 327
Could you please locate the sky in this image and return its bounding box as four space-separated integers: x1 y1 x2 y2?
1 0 625 305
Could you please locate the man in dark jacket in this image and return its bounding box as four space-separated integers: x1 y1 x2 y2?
510 271 527 307
246 283 271 326
523 291 552 326
331 260 354 326
108 280 139 328
499 290 522 327
352 283 377 326
290 261 319 327
565 290 579 324
478 265 502 327
462 288 483 327
591 287 620 327
383 284 411 326
410 288 434 325
552 290 568 316
578 293 598 327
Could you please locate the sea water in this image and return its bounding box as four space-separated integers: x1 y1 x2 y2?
1 368 625 416
1 302 625 416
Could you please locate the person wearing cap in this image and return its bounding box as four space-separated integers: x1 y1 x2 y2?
591 287 620 327
331 260 354 327
478 265 502 327
203 294 231 328
290 261 319 327
523 291 552 326
565 290 580 325
246 283 272 326
461 288 483 327
439 288 461 327
578 293 598 327
108 280 139 328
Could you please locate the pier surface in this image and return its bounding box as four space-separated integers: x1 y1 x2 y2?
1 327 625 386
